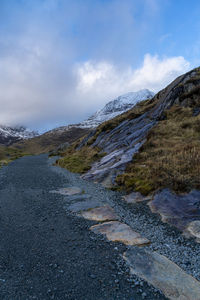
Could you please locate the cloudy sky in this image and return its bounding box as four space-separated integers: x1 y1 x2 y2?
0 0 200 131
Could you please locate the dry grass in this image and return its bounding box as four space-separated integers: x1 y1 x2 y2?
116 106 200 195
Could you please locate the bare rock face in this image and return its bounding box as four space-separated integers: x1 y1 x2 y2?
148 189 200 230
82 115 156 186
124 247 200 300
90 221 150 246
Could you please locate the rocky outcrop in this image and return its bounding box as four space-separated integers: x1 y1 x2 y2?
82 114 156 186
74 67 200 187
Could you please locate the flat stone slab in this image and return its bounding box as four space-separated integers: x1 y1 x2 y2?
124 247 200 300
63 194 91 203
67 200 103 213
90 221 150 246
81 206 118 222
50 187 82 196
123 192 152 204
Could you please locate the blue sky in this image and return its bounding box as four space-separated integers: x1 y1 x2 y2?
0 0 199 130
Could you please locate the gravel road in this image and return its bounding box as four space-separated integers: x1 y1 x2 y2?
0 154 166 300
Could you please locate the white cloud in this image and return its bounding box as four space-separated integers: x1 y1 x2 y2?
76 54 190 105
130 54 190 91
0 49 190 130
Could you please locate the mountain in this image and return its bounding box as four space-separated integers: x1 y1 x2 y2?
46 90 154 134
13 89 153 155
0 125 38 146
78 89 154 128
56 67 200 235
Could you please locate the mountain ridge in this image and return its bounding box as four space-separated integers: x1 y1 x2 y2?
47 89 154 134
0 125 38 146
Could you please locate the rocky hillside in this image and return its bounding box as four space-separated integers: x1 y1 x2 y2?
0 125 38 146
56 67 200 235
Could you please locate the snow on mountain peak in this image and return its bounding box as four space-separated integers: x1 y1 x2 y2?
0 125 38 145
46 89 155 135
79 89 155 128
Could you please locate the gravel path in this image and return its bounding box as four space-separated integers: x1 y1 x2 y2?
0 154 167 300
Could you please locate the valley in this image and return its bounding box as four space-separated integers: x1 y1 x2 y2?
0 68 200 299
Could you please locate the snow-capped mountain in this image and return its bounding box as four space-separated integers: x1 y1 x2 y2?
0 125 38 145
77 89 155 128
48 89 154 136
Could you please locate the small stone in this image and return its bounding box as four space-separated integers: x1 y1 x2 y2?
142 292 147 299
187 220 200 239
123 192 152 204
115 279 119 283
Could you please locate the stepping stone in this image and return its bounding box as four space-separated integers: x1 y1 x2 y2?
67 200 103 213
90 221 150 246
81 206 118 222
64 194 91 202
50 187 82 196
124 247 200 300
123 192 152 204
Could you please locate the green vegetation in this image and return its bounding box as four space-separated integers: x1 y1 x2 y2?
56 146 106 173
116 105 200 195
0 146 28 167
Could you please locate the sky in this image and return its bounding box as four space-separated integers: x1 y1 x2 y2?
0 0 200 131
